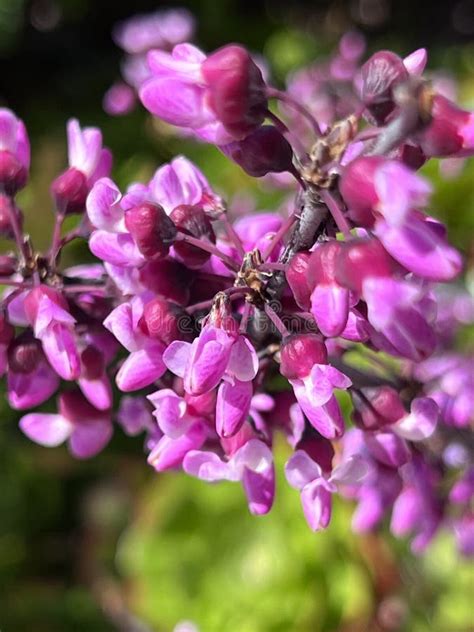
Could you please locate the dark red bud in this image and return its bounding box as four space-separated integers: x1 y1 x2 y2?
352 386 406 430
340 156 385 227
297 435 335 473
139 297 190 345
139 259 194 305
24 285 69 325
59 389 109 422
335 238 394 294
0 254 17 276
417 95 470 157
222 126 293 177
51 167 89 214
307 241 344 288
389 142 426 170
8 336 42 373
170 204 216 268
286 251 312 310
125 202 177 259
280 334 328 380
80 345 105 380
202 44 267 139
360 51 408 125
0 312 14 345
0 150 28 195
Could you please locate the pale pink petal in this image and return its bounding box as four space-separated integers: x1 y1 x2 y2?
311 284 349 337
147 389 189 438
162 340 192 378
69 417 113 459
19 413 73 447
147 421 207 471
183 450 237 481
41 324 81 381
392 397 439 441
79 375 113 411
8 360 60 410
403 48 427 75
300 478 333 531
285 450 323 490
89 231 145 267
330 455 370 485
216 378 252 438
140 78 210 127
86 177 125 231
227 335 259 381
103 302 138 351
116 345 166 392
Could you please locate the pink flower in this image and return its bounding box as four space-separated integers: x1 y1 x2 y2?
24 286 80 381
140 43 268 143
184 438 275 515
0 108 30 194
285 450 368 530
19 390 113 459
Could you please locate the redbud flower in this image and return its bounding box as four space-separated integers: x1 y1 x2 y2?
140 43 267 143
171 204 216 267
19 390 113 459
0 108 30 195
417 94 474 158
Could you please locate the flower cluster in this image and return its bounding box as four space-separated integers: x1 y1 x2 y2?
1 22 473 556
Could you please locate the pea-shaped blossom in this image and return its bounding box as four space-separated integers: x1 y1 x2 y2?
19 390 113 459
24 286 80 381
51 119 112 214
184 438 275 515
103 296 167 392
285 450 368 530
140 43 268 144
280 334 352 439
0 108 30 194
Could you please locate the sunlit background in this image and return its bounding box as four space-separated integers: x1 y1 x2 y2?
0 0 473 630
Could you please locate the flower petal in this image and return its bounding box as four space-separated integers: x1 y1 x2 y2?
19 413 72 447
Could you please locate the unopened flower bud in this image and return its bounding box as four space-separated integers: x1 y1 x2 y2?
0 151 28 195
170 204 216 268
0 194 23 238
51 167 89 214
125 202 177 259
336 239 394 294
202 44 267 139
286 251 312 309
139 259 194 304
221 126 293 177
140 297 190 345
360 51 408 125
352 386 406 430
8 336 42 373
0 254 17 275
417 95 474 158
280 334 328 380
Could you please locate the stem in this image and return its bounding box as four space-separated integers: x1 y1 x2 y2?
262 213 297 262
187 286 248 314
176 232 239 271
265 109 308 158
258 262 287 272
239 302 253 333
0 278 31 288
5 195 27 261
220 212 245 258
320 189 352 238
49 212 65 266
267 87 322 136
264 303 289 337
63 284 107 294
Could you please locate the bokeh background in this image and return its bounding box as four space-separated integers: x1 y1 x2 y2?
0 0 473 630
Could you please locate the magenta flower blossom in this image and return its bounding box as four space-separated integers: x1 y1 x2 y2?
24 286 80 381
0 108 30 194
285 450 368 530
51 119 112 214
140 43 268 143
184 439 275 515
103 297 167 391
19 390 113 459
